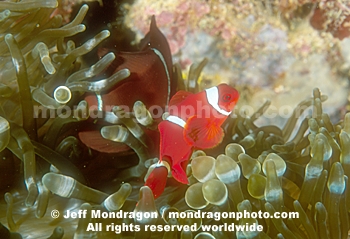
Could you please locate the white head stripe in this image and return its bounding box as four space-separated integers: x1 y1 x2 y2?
151 48 171 106
166 115 186 128
205 86 231 116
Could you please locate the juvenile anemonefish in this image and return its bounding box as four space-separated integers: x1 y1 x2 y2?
79 16 175 153
145 84 239 198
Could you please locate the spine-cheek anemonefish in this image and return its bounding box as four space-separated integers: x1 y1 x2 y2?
145 83 239 198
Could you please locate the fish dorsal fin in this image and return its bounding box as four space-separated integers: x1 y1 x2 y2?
184 116 224 149
137 15 176 105
169 90 193 107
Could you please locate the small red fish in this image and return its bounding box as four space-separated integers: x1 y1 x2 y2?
79 16 175 153
145 84 239 198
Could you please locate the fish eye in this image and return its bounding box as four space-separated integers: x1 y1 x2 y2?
222 94 231 102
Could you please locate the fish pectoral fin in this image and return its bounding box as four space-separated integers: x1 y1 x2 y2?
184 116 224 149
79 131 130 153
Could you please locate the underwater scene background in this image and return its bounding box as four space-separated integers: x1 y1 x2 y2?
0 0 350 238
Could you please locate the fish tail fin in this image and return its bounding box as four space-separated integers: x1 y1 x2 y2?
144 161 170 199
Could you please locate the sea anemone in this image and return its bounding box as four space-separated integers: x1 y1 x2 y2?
0 0 132 237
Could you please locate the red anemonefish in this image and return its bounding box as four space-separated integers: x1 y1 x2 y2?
145 84 239 198
79 16 176 153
